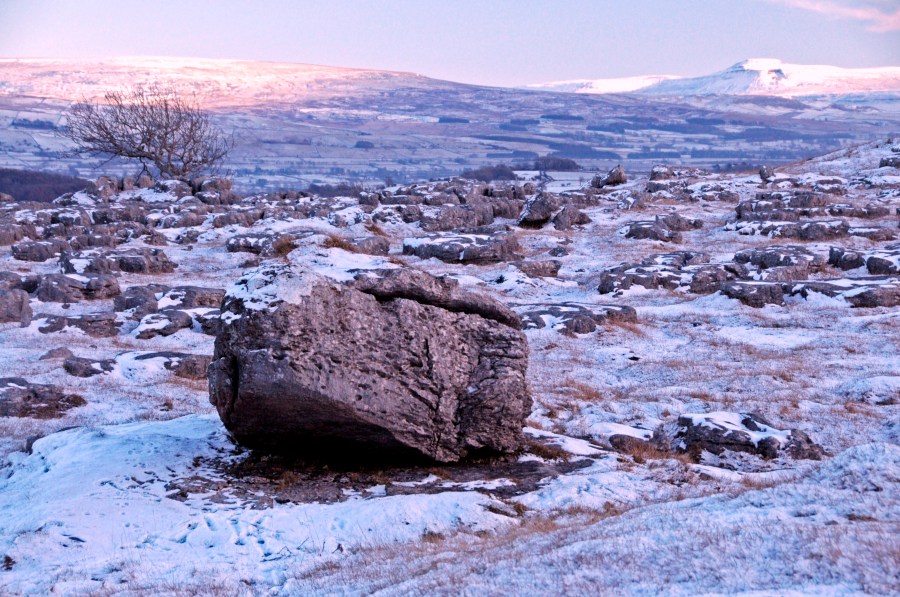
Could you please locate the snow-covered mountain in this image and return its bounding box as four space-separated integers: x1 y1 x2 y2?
525 75 681 95
527 59 900 97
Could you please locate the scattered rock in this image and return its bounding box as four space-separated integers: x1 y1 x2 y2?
720 281 784 307
512 260 562 278
39 347 74 360
11 240 71 262
0 289 32 326
37 312 118 337
0 378 85 418
676 412 824 461
402 232 521 264
63 356 115 378
788 278 900 308
517 303 636 335
35 274 121 303
134 310 194 339
591 165 627 188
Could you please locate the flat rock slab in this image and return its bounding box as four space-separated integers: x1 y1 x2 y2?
402 232 521 264
727 219 850 240
37 312 118 337
517 303 637 335
676 412 825 461
789 277 900 308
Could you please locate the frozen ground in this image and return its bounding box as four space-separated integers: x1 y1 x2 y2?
0 140 898 594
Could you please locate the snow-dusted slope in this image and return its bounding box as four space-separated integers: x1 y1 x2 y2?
642 58 900 97
526 59 900 98
0 56 437 108
525 75 681 94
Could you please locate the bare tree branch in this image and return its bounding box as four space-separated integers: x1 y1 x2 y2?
61 86 232 181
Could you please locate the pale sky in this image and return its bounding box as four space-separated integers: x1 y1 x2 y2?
0 0 897 86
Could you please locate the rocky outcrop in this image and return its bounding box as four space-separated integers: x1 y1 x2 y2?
208 262 531 462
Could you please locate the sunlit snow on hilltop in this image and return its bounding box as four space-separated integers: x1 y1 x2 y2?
525 74 682 94
528 58 900 97
0 56 433 108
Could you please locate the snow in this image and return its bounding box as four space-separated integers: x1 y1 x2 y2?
525 59 900 98
526 74 682 94
642 58 900 98
0 415 513 594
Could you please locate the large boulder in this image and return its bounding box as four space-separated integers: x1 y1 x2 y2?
208 262 531 462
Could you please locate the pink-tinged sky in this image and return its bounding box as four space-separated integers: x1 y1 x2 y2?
0 0 897 86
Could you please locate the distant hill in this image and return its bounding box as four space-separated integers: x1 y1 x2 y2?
527 59 900 97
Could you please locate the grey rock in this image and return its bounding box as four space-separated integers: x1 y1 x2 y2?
63 356 115 378
655 213 702 232
829 247 866 270
720 281 784 307
12 239 71 262
591 165 627 188
512 260 562 278
114 284 168 320
789 278 900 308
402 232 521 264
135 310 194 339
552 205 591 231
517 303 636 335
0 289 32 326
35 274 121 303
208 263 531 462
0 378 85 418
39 347 75 360
624 221 683 243
676 413 824 461
38 312 118 337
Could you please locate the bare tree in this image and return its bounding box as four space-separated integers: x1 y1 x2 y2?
62 86 231 180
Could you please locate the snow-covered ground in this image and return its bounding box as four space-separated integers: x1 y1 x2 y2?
0 139 898 594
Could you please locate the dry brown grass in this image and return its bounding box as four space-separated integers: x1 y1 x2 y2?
364 221 389 237
271 234 296 257
524 437 571 462
321 233 358 253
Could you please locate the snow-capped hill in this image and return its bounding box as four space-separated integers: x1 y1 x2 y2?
641 58 900 97
525 74 681 94
0 56 435 108
525 59 900 98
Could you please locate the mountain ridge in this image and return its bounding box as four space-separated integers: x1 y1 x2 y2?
527 58 900 97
